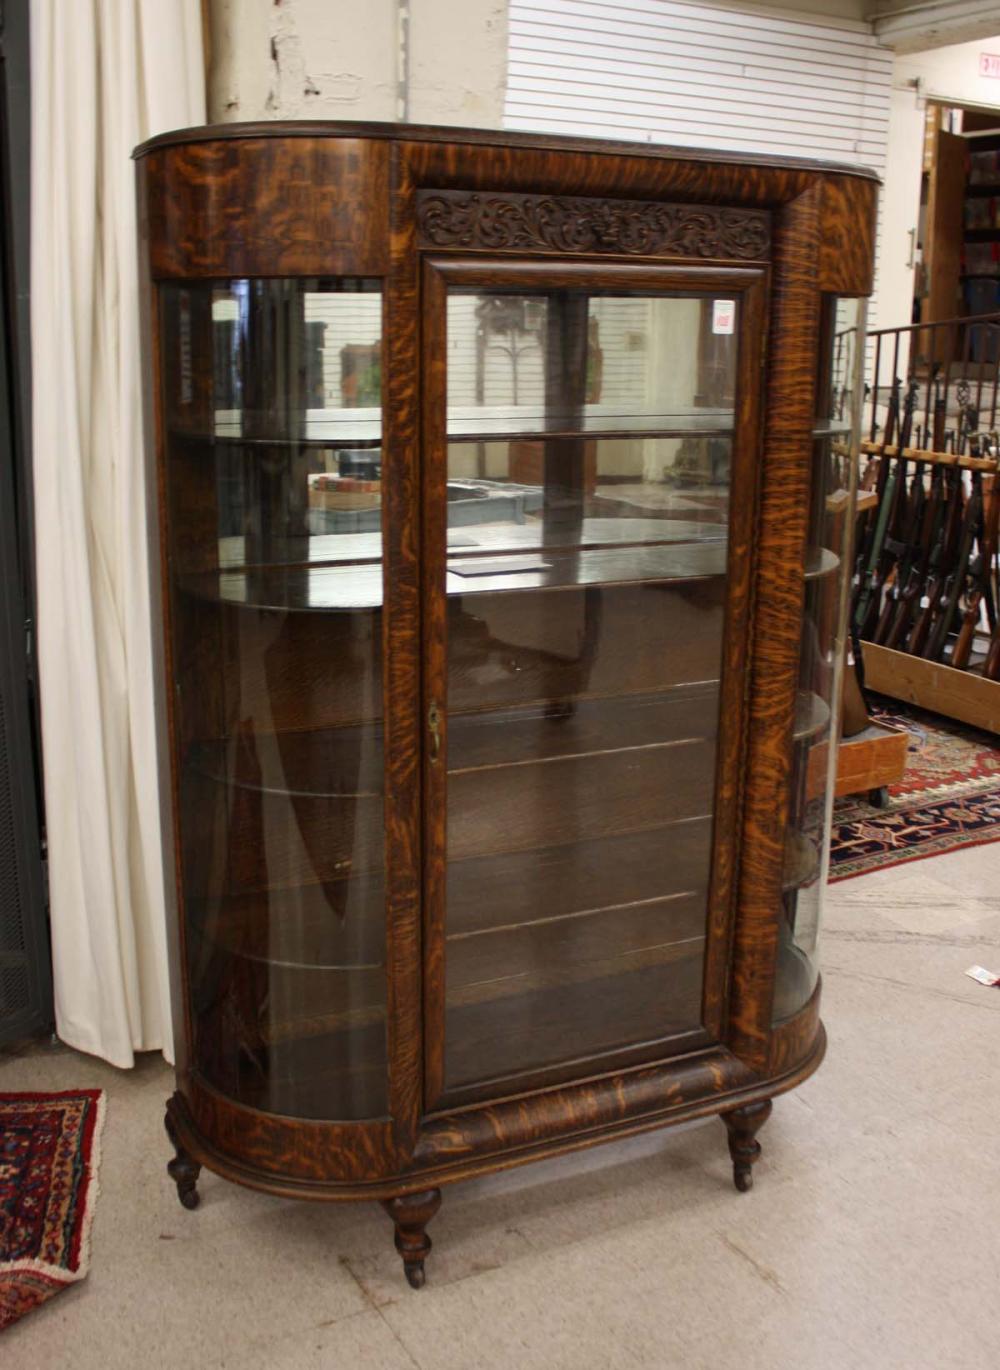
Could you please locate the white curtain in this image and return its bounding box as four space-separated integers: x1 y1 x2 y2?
31 2 205 1067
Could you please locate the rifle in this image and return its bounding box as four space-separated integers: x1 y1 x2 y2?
859 380 918 639
853 377 900 598
984 620 1000 680
885 464 943 650
907 467 961 656
976 447 999 632
876 455 926 646
952 587 983 670
924 480 983 662
956 379 976 456
932 377 947 453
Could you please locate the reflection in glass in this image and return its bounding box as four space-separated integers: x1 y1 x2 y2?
775 298 866 1020
441 288 740 1097
162 279 383 573
160 279 388 1120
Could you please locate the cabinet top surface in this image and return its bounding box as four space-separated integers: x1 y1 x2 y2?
133 118 878 182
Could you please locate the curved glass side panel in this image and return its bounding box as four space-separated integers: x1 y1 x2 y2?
160 279 388 1119
775 298 866 1021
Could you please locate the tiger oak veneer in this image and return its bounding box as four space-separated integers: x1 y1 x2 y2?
135 121 875 1288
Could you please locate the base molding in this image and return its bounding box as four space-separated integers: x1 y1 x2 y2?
166 1012 825 1204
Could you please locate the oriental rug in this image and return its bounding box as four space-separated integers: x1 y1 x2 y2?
829 700 1000 881
0 1089 105 1331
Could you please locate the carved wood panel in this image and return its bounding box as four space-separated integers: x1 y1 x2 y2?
416 189 770 259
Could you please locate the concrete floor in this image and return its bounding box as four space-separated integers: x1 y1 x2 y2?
3 843 999 1370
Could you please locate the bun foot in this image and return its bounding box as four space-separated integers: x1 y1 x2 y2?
165 1106 202 1212
722 1099 772 1193
381 1189 442 1290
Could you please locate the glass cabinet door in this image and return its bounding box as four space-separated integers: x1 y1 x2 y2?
775 298 866 1020
159 278 388 1119
427 271 761 1102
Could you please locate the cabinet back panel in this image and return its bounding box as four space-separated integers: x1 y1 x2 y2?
448 891 707 993
447 578 726 713
446 737 716 861
443 949 707 1100
175 598 384 738
446 821 713 939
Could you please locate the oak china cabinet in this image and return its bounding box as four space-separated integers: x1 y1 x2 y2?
135 122 875 1287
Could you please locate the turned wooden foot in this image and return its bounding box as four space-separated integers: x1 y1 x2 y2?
722 1099 773 1192
165 1109 202 1211
381 1189 442 1288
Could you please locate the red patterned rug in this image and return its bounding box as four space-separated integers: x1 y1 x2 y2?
829 700 1000 881
0 1089 105 1331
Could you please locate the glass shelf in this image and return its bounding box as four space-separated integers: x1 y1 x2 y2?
782 831 820 891
171 413 383 447
178 538 728 612
804 547 840 580
447 405 734 443
792 691 831 743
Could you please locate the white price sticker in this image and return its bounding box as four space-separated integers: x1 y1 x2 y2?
712 299 736 335
965 965 1000 987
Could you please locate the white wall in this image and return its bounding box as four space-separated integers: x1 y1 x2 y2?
208 0 508 125
204 3 1000 345
873 35 1000 337
895 34 1000 105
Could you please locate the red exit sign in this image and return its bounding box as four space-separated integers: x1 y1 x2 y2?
980 52 1000 79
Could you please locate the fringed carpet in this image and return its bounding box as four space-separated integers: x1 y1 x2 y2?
829 700 1000 881
0 1089 105 1331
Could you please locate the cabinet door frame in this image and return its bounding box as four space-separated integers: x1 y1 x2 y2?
418 254 767 1112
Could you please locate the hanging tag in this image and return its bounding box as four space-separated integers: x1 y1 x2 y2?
965 965 1000 987
712 300 736 335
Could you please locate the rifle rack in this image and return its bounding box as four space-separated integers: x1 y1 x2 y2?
856 439 999 473
863 642 1000 735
